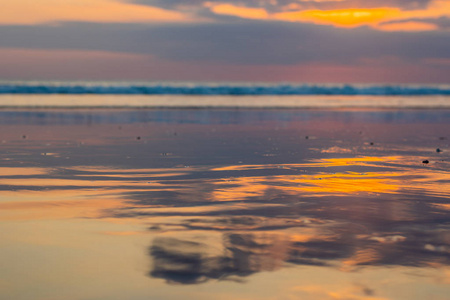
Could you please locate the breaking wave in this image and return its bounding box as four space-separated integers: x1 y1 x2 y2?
1 82 450 96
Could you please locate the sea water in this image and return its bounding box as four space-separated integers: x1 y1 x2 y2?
1 81 450 95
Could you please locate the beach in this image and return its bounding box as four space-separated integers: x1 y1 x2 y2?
0 103 449 299
2 0 450 297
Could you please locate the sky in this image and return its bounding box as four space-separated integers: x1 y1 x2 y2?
1 0 450 83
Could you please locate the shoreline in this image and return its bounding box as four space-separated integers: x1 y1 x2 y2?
0 95 450 109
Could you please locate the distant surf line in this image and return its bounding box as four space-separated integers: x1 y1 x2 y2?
1 82 450 96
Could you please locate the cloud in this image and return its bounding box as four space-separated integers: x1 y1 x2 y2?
0 0 192 25
0 48 164 80
127 0 449 31
1 0 446 31
2 21 449 65
199 0 450 30
377 20 438 31
273 7 402 27
379 16 450 30
132 0 434 12
205 2 269 20
0 7 449 82
4 47 449 82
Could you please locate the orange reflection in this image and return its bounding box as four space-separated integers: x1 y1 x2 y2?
120 202 284 217
433 204 450 210
77 173 188 179
403 169 450 198
0 167 47 176
211 172 399 202
1 155 448 224
212 156 401 171
309 156 401 167
68 166 189 173
212 177 267 202
209 156 409 201
287 172 399 195
342 248 382 267
210 155 450 201
289 230 336 243
103 231 143 236
0 198 126 221
0 178 164 188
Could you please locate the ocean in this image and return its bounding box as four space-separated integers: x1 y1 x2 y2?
1 81 450 109
0 82 449 300
2 81 450 95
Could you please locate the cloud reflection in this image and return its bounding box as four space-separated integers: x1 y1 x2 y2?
0 109 449 288
1 155 449 276
148 220 450 284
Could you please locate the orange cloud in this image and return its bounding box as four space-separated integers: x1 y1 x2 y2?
376 21 438 32
0 0 191 25
205 2 269 20
205 0 450 32
400 0 450 20
275 8 401 27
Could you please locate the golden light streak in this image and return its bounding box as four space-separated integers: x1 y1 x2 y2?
212 156 401 171
287 173 399 195
210 172 400 203
274 8 401 27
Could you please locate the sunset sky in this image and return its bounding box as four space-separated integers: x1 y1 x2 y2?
1 0 450 83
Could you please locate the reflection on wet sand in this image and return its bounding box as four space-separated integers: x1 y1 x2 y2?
1 155 449 282
147 211 450 284
150 232 293 284
0 109 449 299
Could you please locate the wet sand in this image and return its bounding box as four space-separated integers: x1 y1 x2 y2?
1 94 450 108
0 108 449 300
